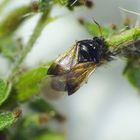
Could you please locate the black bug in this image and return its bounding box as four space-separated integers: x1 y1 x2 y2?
45 20 114 97
46 35 113 97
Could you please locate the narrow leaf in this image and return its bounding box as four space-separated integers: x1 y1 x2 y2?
0 6 31 37
0 79 12 106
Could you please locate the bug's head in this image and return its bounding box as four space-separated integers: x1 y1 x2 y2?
77 37 105 64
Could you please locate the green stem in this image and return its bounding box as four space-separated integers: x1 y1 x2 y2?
9 12 50 80
106 27 140 51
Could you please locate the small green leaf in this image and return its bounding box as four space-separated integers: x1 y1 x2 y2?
34 133 65 140
84 22 113 37
15 66 48 101
0 111 19 130
0 79 12 106
124 59 140 91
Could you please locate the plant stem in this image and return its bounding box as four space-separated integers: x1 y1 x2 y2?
9 12 50 80
106 27 140 51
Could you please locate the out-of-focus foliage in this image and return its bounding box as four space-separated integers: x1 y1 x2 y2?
54 0 68 5
14 66 48 101
0 6 32 61
0 79 11 106
0 6 31 38
33 133 65 140
8 108 64 140
39 0 89 11
124 58 140 91
0 37 20 61
29 98 66 122
0 0 69 137
29 98 56 113
39 0 52 12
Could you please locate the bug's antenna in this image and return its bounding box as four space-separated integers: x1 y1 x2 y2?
92 18 103 37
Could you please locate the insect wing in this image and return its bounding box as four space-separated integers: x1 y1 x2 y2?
41 75 67 100
66 62 96 95
42 62 96 98
48 43 79 75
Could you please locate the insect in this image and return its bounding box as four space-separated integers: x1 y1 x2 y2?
46 37 112 97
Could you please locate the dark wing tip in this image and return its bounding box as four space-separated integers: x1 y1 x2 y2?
67 90 77 96
66 77 77 96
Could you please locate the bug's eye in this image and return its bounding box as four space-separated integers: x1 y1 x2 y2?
78 45 92 62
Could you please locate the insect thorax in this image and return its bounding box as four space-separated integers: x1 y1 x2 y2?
77 37 105 64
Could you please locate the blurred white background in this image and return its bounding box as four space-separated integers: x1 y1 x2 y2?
0 0 140 140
